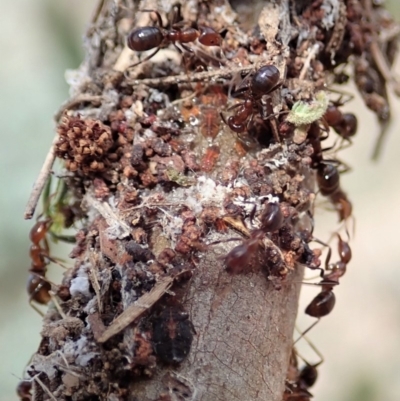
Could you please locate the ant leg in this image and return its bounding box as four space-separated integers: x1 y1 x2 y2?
42 236 50 255
341 214 356 242
328 87 355 104
140 9 164 28
262 110 290 122
291 280 338 288
172 20 192 30
229 71 251 99
44 255 69 269
246 111 255 133
336 138 353 153
128 46 161 69
249 204 257 226
307 237 332 278
220 111 228 126
226 101 246 113
30 271 58 287
207 236 246 246
49 292 67 319
333 157 351 174
264 97 281 143
311 237 332 270
179 42 194 53
295 326 324 366
170 3 182 25
50 233 76 244
293 319 320 345
29 299 45 316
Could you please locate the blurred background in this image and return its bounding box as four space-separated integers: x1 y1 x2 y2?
1 0 399 400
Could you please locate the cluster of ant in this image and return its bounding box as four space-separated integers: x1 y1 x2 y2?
215 75 357 400
19 5 364 399
282 230 352 401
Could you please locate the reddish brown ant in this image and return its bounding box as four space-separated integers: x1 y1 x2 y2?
127 6 222 67
284 342 323 401
291 278 338 347
296 234 352 341
308 123 353 224
225 200 284 274
295 333 324 390
27 218 67 315
283 349 315 401
222 65 281 134
323 234 351 283
329 189 353 223
317 163 353 225
28 219 52 310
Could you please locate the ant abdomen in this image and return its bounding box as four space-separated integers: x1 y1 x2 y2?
225 238 258 274
299 364 319 388
127 26 163 52
305 289 335 318
251 65 280 98
27 274 52 305
324 105 343 127
260 202 283 233
336 113 358 138
316 164 340 196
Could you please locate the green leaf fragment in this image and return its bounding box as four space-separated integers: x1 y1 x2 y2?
286 91 329 126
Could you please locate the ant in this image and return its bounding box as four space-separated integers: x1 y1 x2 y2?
296 234 352 341
316 163 353 224
221 65 281 134
225 201 284 274
27 219 53 314
323 233 351 283
308 123 353 224
295 332 324 390
127 5 222 67
283 349 314 401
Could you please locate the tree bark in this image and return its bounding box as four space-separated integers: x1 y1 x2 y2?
22 1 399 400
